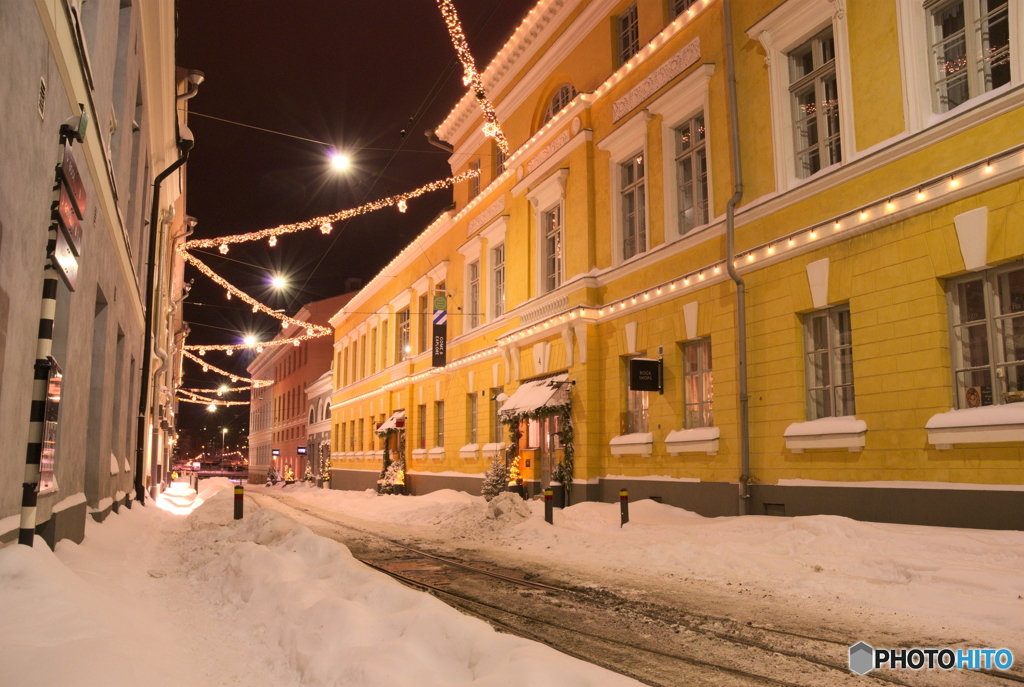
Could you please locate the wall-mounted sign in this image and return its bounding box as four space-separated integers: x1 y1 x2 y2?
271 448 280 456
629 357 662 393
58 143 87 219
51 228 79 291
37 357 63 493
296 446 306 455
54 184 83 256
432 294 447 368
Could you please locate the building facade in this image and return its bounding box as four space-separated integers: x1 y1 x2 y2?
328 0 1023 528
247 292 354 484
0 0 190 546
306 371 333 482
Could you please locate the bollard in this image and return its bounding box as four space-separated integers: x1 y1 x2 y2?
620 488 629 527
234 484 243 520
544 488 553 525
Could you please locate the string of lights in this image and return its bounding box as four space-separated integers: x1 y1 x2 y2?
182 349 274 388
177 389 252 407
436 0 509 156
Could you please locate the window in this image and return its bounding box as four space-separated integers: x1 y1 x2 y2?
947 263 1024 408
396 308 411 361
418 294 430 353
370 327 377 374
492 243 505 318
469 158 481 198
929 0 1011 113
542 205 563 293
417 404 427 449
789 28 841 178
467 394 478 444
380 320 388 370
543 83 577 124
467 261 481 329
620 152 646 260
309 408 315 424
359 334 366 379
675 113 709 234
435 401 445 447
491 387 505 443
804 305 855 419
682 338 713 428
495 143 507 176
670 0 697 18
618 3 640 66
624 383 649 433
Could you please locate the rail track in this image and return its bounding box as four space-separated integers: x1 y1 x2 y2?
251 490 1020 687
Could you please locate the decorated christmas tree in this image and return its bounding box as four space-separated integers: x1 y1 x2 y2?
320 454 332 483
283 465 295 482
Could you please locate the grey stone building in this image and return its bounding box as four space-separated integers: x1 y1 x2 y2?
306 370 333 482
0 0 190 546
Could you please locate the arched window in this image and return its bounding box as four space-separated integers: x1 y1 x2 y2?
543 84 576 125
324 403 331 421
309 408 315 424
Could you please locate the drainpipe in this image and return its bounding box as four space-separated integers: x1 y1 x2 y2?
135 132 193 504
424 129 454 153
723 0 750 515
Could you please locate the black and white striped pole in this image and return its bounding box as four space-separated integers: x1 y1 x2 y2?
19 239 60 547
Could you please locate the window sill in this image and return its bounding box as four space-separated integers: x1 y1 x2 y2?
925 404 1024 449
428 447 446 460
481 442 506 455
610 432 654 457
784 416 866 453
665 426 720 455
459 443 480 459
411 448 427 459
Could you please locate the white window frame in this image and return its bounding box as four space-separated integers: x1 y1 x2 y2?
682 337 714 429
619 151 647 261
396 307 411 361
617 2 640 67
469 158 481 198
598 112 650 265
649 63 715 242
803 304 855 420
480 215 508 321
527 169 568 297
946 261 1024 408
467 260 481 330
457 237 483 333
896 0 1023 134
748 0 855 192
543 83 577 125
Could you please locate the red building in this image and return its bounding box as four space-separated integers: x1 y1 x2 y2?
247 292 354 483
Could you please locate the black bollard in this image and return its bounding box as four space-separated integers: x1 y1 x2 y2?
234 484 243 520
620 488 629 527
544 488 554 525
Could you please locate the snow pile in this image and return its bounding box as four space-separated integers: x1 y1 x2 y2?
0 485 641 687
486 492 531 523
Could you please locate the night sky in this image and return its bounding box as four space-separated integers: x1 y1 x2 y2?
173 1 537 451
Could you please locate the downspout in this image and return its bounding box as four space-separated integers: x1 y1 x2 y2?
723 0 750 515
134 135 193 503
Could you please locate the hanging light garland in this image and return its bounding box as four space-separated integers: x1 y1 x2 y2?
436 0 509 156
182 349 273 388
176 389 252 407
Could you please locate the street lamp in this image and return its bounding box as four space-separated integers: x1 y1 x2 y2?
221 427 228 453
331 153 350 171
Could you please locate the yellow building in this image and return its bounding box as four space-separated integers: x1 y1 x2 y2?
328 0 1024 528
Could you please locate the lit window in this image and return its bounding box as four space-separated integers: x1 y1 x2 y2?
804 305 855 419
543 83 577 124
469 158 480 198
617 3 640 66
670 0 697 18
947 263 1024 407
929 0 1011 113
682 338 713 428
468 261 481 329
396 308 411 362
542 206 563 293
624 359 649 434
436 400 445 447
675 112 708 233
491 387 505 443
467 394 478 445
417 404 427 449
789 28 841 178
492 243 505 318
418 294 429 353
620 152 646 260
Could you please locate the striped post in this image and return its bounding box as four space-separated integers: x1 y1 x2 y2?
233 484 243 520
20 251 59 547
620 489 629 528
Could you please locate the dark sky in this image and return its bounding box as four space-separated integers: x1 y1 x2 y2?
174 0 537 447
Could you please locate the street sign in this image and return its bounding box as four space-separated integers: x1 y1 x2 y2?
50 227 79 291
37 357 63 493
58 143 87 219
53 184 83 256
432 294 447 368
296 446 306 455
629 357 662 393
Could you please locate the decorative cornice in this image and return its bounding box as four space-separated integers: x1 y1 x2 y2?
612 38 701 122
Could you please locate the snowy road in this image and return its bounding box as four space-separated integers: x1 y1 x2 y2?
250 486 1024 687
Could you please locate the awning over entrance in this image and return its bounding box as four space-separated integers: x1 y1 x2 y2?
377 409 406 432
499 373 569 417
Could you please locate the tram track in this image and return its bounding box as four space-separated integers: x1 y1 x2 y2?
250 490 1018 687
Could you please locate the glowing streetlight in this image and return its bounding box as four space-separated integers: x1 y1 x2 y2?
217 384 228 396
331 153 350 171
243 335 257 347
271 275 287 290
206 403 216 412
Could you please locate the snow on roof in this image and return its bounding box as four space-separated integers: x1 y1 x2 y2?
376 409 406 433
925 403 1024 429
499 373 568 416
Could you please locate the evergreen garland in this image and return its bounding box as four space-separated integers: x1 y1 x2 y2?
499 392 574 504
374 426 406 494
320 452 332 483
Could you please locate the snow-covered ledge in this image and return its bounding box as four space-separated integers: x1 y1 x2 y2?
428 446 446 460
610 432 654 457
481 442 505 457
459 443 480 459
665 427 720 455
411 448 427 460
784 416 867 453
926 404 1024 449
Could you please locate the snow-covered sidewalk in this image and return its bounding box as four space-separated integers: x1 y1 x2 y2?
264 482 1024 643
0 480 641 687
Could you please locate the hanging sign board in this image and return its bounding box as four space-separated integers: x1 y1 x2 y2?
629 357 662 393
51 228 79 292
53 184 83 256
271 448 280 456
432 294 447 368
296 446 306 455
37 357 63 493
58 143 87 219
